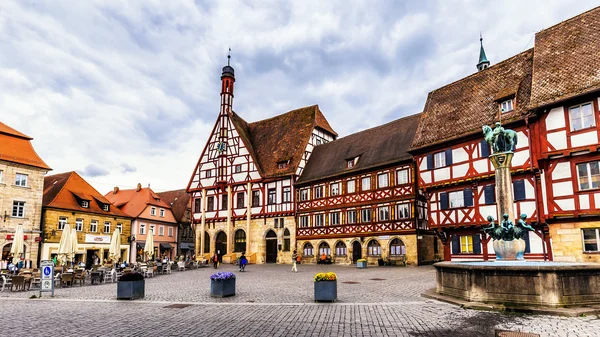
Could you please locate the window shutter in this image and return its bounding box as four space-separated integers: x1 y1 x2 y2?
513 180 526 201
440 192 449 210
523 231 531 254
451 235 460 254
445 149 453 166
426 154 433 170
463 188 473 207
484 185 495 205
480 140 490 157
473 234 482 254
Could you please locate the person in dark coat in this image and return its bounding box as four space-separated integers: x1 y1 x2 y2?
239 253 247 272
212 253 219 269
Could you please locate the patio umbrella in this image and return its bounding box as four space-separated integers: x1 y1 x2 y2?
10 224 25 264
57 223 72 266
70 228 79 266
144 229 154 262
109 228 121 263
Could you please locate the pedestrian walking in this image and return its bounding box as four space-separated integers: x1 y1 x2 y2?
239 252 247 272
291 250 298 272
212 253 219 269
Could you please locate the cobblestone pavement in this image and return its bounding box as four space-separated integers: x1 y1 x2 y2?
1 264 599 336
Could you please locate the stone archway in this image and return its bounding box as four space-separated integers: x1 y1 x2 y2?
265 230 277 263
215 231 227 262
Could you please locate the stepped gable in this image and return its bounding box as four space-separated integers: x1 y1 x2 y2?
410 49 533 151
298 113 421 184
0 121 51 170
529 6 600 109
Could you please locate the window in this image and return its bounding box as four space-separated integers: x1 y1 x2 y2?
58 217 67 230
103 204 109 212
460 236 473 253
207 196 214 212
347 210 357 224
582 228 600 252
194 199 201 213
315 214 324 227
117 223 122 233
346 159 355 168
577 161 600 191
81 200 89 208
378 173 388 188
274 218 279 228
500 99 513 113
150 225 155 235
330 183 340 196
330 212 340 225
252 191 260 207
347 180 355 193
12 201 25 217
0 170 3 183
139 224 146 235
300 215 309 228
234 230 247 252
168 227 173 237
451 234 482 254
90 220 98 232
220 128 228 138
159 209 165 217
361 177 371 191
361 208 371 223
236 192 245 209
449 191 464 208
268 189 276 205
15 173 27 187
234 164 242 173
222 194 228 210
484 185 496 204
316 138 322 145
103 222 111 234
314 186 323 199
75 219 83 231
318 242 330 255
378 206 389 221
513 180 526 201
300 189 308 201
150 207 156 216
396 169 409 185
277 161 288 169
159 226 164 236
396 203 410 219
283 187 291 203
335 241 347 256
367 240 381 256
569 102 595 131
434 151 446 168
219 167 226 177
283 229 291 251
205 170 212 178
440 189 473 210
303 243 314 256
390 239 406 255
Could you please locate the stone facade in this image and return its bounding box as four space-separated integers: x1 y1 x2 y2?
40 208 132 264
0 161 48 268
550 222 600 263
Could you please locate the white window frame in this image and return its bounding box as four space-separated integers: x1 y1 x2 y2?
434 152 446 168
318 244 331 256
235 164 242 173
300 189 309 201
361 177 371 191
576 161 600 191
103 204 109 211
116 223 122 233
315 214 324 227
347 210 357 224
159 209 165 217
150 225 155 235
139 223 146 235
378 206 389 221
582 228 600 252
0 170 3 183
314 186 323 199
303 244 314 256
330 183 340 196
396 203 410 219
168 227 174 237
346 159 354 168
159 226 164 236
300 215 310 228
500 99 513 113
12 201 25 218
330 212 340 225
361 208 371 223
283 187 291 203
81 200 89 208
449 191 465 208
569 102 595 132
75 219 83 231
15 173 28 187
150 207 157 216
396 169 409 185
347 180 355 194
335 242 347 256
90 220 98 233
378 173 389 188
103 221 111 234
59 217 68 230
367 241 381 256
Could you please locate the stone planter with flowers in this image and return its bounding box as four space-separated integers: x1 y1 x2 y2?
356 259 367 269
314 272 337 302
210 272 236 297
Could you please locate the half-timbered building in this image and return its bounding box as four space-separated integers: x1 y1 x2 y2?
187 57 337 264
295 114 439 265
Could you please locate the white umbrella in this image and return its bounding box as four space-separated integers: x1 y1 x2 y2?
144 229 154 262
109 228 121 263
10 225 25 264
57 223 72 266
70 228 79 265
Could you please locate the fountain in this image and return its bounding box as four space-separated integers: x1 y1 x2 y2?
427 122 600 314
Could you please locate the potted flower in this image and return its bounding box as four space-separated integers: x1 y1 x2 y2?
314 272 337 302
117 272 145 300
356 259 367 269
210 271 236 297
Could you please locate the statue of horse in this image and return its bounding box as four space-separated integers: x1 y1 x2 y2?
482 123 519 154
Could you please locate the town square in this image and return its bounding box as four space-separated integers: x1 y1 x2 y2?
2 1 600 336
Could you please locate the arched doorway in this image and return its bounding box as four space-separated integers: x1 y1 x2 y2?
234 229 247 253
215 231 227 262
2 243 26 262
352 241 362 263
265 230 277 263
204 232 211 254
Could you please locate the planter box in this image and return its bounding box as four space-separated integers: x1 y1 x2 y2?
314 281 337 302
117 280 145 300
357 261 367 269
211 278 236 297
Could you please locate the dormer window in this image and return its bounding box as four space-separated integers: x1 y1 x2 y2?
103 204 109 212
346 156 359 168
81 200 89 208
500 99 513 113
277 161 289 169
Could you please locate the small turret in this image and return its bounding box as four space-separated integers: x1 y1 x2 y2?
477 34 490 71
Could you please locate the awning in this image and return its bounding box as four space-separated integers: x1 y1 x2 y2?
136 242 145 249
160 243 172 250
179 243 195 250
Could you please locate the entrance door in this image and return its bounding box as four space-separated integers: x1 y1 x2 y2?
86 250 98 269
352 241 362 263
265 230 277 263
215 232 227 262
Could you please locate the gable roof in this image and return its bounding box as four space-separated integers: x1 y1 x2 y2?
297 113 421 184
43 172 130 217
104 186 177 223
156 189 190 223
0 121 51 170
229 104 337 178
410 49 534 151
529 6 600 109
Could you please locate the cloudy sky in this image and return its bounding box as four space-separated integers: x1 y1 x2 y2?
1 0 597 193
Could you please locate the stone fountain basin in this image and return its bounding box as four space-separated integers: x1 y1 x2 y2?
434 261 600 308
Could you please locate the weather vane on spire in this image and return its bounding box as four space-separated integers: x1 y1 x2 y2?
227 47 231 66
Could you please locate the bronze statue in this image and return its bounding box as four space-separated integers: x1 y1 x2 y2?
482 122 519 154
483 213 533 241
514 214 535 240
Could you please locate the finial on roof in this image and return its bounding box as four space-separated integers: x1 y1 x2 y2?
227 47 231 66
221 48 235 78
477 33 490 72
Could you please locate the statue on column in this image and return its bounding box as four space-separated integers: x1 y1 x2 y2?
482 122 519 154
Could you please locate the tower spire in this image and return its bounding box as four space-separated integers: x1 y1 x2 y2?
227 47 231 66
477 33 490 71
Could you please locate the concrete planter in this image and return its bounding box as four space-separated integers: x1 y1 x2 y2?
314 281 337 302
211 278 236 297
356 261 367 269
117 280 145 300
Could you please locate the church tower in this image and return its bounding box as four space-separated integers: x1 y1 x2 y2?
477 34 490 71
216 51 235 186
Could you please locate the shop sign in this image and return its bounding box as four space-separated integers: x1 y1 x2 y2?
85 234 111 243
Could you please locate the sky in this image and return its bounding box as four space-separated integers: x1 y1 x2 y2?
1 0 598 193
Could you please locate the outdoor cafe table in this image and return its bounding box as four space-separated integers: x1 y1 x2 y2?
90 271 103 285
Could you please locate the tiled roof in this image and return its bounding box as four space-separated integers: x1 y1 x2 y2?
0 121 51 170
297 113 421 184
410 49 533 151
156 189 190 223
230 105 337 178
43 172 130 217
529 6 600 109
104 186 177 223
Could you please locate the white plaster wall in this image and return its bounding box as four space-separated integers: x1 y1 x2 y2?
419 158 428 171
595 193 600 208
516 131 529 149
480 205 496 219
551 162 571 180
452 163 469 178
552 181 573 197
555 198 575 211
512 151 528 167
453 148 468 163
421 172 432 184
571 131 598 148
473 159 488 174
518 201 536 217
434 167 450 181
545 107 565 130
529 233 544 253
579 194 590 209
547 131 567 150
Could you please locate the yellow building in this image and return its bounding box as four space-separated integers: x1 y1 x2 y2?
41 172 132 266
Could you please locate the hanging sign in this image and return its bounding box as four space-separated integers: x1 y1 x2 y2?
85 234 111 243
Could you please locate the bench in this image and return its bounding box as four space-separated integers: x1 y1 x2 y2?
387 256 406 266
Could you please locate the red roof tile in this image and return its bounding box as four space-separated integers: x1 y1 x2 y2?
0 121 51 170
156 189 190 223
104 186 177 223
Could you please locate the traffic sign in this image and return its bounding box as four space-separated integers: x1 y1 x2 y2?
39 260 54 296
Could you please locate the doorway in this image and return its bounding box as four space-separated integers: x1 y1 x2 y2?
265 230 277 263
352 241 362 263
215 231 227 262
86 250 99 269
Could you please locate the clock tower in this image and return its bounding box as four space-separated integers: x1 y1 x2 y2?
217 51 235 187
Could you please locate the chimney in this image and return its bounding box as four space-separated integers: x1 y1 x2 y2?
113 186 119 194
136 183 142 192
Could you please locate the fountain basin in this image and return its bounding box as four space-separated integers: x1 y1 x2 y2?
434 261 600 308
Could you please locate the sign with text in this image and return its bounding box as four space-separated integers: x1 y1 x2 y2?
84 234 111 243
40 260 54 296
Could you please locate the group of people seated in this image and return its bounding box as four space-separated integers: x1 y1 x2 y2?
317 253 333 264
